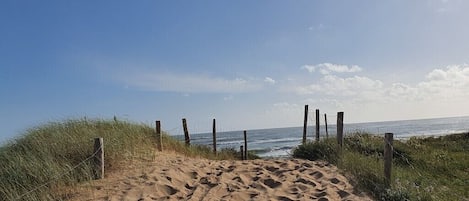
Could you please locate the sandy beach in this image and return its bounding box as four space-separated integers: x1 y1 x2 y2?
70 152 372 201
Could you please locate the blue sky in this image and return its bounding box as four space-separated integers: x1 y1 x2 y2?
2 0 469 142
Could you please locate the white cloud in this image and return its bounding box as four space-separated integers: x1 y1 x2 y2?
296 75 383 98
386 83 421 101
293 64 469 117
119 72 263 93
417 64 469 100
301 63 362 74
301 65 316 73
264 77 276 85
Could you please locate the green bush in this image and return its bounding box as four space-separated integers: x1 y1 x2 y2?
292 139 339 164
379 188 410 201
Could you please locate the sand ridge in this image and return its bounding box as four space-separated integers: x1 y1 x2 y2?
71 152 372 201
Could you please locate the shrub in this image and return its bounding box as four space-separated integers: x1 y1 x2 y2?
292 139 339 164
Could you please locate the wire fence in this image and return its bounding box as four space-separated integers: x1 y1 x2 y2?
14 143 103 201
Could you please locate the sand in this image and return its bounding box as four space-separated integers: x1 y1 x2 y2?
70 152 372 201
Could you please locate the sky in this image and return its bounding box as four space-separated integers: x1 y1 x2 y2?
1 0 469 142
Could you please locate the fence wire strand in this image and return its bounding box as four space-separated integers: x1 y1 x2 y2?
14 143 103 201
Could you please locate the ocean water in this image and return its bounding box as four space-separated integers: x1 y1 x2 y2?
175 116 469 158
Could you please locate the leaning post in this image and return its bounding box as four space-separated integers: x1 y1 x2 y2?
212 119 217 154
316 109 320 141
337 112 344 149
93 138 104 180
244 130 248 160
303 105 308 144
182 118 190 146
156 120 163 151
324 113 329 138
384 133 394 187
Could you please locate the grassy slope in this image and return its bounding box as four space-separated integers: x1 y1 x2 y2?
293 133 469 201
0 118 247 201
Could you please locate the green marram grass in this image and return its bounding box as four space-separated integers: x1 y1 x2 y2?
292 132 469 201
0 118 251 201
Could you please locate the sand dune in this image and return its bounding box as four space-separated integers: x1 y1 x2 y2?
71 152 372 201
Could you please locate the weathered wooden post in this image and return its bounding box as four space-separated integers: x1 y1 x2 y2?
303 105 308 144
384 133 394 187
212 119 217 154
337 112 344 149
316 109 320 141
240 145 244 160
324 113 329 138
93 138 104 179
156 120 163 151
182 118 190 146
243 130 248 160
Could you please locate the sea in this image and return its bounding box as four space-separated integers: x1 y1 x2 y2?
174 116 469 158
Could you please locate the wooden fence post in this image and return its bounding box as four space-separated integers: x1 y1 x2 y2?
303 105 308 144
324 113 329 138
240 145 244 160
316 109 320 141
212 119 217 154
93 138 104 180
156 121 163 151
182 118 190 146
244 130 248 160
337 112 344 149
384 133 394 187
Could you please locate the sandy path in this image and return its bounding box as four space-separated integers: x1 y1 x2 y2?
70 152 372 201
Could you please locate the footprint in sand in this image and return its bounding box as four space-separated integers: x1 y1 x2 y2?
273 169 289 177
318 197 329 201
277 195 294 201
232 175 250 185
295 178 317 187
310 171 324 179
330 177 341 184
187 171 198 179
337 189 351 199
301 163 313 168
289 187 299 193
279 162 289 168
253 167 263 172
249 192 259 198
185 183 195 190
157 184 179 195
252 176 261 181
295 183 308 191
265 166 280 172
263 178 282 188
226 184 240 192
298 167 308 172
249 182 267 191
228 165 236 172
200 176 218 188
314 191 327 198
232 176 243 183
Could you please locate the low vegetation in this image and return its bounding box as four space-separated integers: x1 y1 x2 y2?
293 132 469 201
0 118 251 201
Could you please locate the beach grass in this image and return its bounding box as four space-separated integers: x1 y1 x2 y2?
0 118 247 201
293 132 469 201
